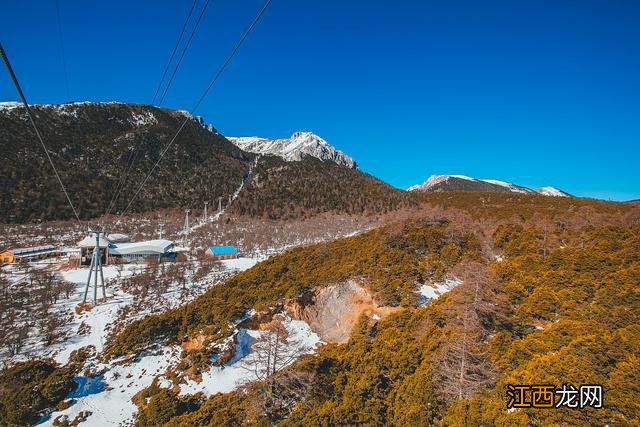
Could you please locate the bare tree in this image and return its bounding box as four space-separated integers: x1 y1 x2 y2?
244 368 315 422
436 262 499 403
39 313 69 347
240 316 313 421
60 280 76 299
5 325 29 356
241 317 307 382
437 305 495 402
32 269 62 312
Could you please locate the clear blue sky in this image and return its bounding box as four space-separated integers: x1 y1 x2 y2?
1 0 639 200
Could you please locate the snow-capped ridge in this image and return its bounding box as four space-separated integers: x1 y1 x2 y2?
409 174 571 197
536 186 571 197
227 131 357 169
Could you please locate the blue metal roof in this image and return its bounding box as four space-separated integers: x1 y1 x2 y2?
210 245 238 255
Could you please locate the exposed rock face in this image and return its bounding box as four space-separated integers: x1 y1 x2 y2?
286 280 400 343
228 132 357 169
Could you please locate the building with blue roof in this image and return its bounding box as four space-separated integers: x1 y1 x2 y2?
207 245 239 260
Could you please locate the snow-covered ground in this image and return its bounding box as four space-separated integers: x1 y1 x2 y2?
179 316 320 396
43 347 182 426
54 266 134 364
23 254 264 426
417 278 463 306
221 257 259 272
0 252 321 426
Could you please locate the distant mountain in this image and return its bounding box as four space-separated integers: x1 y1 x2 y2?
227 132 357 169
408 174 571 197
536 186 572 197
0 102 407 223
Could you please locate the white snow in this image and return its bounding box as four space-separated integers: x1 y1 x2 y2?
417 278 462 306
42 346 181 426
408 174 569 197
481 179 531 194
408 174 475 191
0 101 22 110
24 252 264 426
179 315 320 397
221 257 259 271
130 111 157 126
0 249 268 426
536 186 569 197
228 132 357 169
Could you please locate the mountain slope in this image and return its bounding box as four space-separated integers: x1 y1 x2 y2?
0 103 408 223
409 174 571 197
230 155 415 219
228 132 357 169
0 102 251 222
536 186 572 197
102 194 637 426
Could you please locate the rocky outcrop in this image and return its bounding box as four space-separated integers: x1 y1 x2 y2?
286 280 400 343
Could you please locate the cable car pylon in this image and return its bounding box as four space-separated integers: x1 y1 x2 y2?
82 225 106 305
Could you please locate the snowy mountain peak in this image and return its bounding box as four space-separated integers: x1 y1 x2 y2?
409 174 571 197
536 186 572 197
227 132 357 169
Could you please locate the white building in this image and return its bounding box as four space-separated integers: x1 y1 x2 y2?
76 234 175 265
109 240 175 263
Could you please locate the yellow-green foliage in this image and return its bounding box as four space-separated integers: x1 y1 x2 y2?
106 218 480 357
0 360 78 426
104 195 640 425
168 223 640 426
418 191 632 221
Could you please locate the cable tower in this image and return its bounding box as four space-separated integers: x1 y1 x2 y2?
182 209 191 245
203 201 208 223
82 225 106 305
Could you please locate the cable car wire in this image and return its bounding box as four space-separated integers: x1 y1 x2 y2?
156 0 212 107
0 42 82 225
106 0 202 217
152 0 200 106
119 0 273 218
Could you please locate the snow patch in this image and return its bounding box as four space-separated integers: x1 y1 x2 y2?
417 278 462 306
42 347 181 426
0 101 22 110
130 111 157 126
179 315 320 397
536 186 570 197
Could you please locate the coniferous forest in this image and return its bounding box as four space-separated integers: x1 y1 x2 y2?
3 193 636 425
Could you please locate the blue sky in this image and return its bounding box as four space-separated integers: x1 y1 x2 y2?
1 0 639 200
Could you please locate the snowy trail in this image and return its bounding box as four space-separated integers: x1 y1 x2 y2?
185 159 255 235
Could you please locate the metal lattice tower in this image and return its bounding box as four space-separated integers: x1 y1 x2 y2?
218 196 223 213
182 209 191 245
83 225 106 305
203 201 208 223
158 222 165 239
